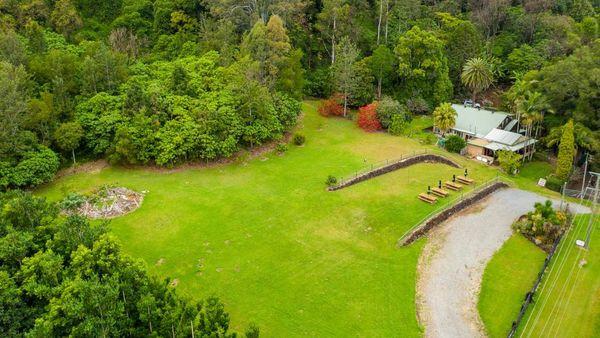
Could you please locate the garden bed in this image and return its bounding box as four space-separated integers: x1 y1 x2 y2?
62 186 144 219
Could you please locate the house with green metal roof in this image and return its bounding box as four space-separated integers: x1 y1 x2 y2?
435 103 536 163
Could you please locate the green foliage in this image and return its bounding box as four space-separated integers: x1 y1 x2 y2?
512 200 568 250
54 122 83 161
433 102 457 134
292 133 306 146
394 26 452 107
0 146 60 189
506 44 545 75
59 192 86 211
275 143 288 154
461 57 494 99
555 119 575 180
326 175 338 187
497 150 522 175
0 191 238 336
375 96 408 129
388 114 409 136
545 175 565 192
444 134 466 153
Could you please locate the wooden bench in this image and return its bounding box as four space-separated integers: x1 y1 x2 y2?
431 187 449 197
456 176 474 185
418 193 438 204
445 181 463 191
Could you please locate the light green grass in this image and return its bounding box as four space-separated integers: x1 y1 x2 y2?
478 234 546 338
516 214 600 338
37 101 501 336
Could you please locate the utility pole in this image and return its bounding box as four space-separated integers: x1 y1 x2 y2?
581 153 591 198
584 172 600 249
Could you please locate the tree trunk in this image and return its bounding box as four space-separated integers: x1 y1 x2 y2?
343 93 348 117
384 0 389 44
377 73 382 99
331 16 337 64
72 149 76 165
377 0 383 45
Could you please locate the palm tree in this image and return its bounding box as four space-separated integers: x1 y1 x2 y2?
433 102 457 136
516 91 552 139
461 57 494 102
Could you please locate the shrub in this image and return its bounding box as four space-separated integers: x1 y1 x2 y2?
497 150 522 175
60 192 86 211
357 102 382 132
318 95 344 116
512 200 569 251
292 133 305 146
406 96 430 114
275 143 288 154
376 96 408 129
545 175 565 192
326 175 338 187
388 114 408 136
444 135 466 153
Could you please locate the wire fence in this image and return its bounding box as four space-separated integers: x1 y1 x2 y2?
336 150 430 186
397 175 502 244
507 231 564 338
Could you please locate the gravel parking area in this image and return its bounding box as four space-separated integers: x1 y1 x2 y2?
416 189 589 338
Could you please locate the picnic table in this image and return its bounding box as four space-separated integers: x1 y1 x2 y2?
456 176 474 185
444 181 463 191
418 193 438 204
431 187 449 197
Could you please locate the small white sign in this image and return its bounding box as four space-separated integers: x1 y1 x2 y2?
575 239 586 247
538 178 547 187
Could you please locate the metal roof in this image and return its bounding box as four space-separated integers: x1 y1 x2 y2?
484 128 523 145
451 104 510 138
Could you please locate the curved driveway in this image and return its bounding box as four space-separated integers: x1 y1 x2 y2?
417 188 589 338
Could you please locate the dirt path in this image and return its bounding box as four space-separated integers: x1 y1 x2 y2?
416 189 589 338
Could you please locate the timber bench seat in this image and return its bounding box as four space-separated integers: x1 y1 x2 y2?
445 181 463 191
418 193 438 204
431 187 449 197
456 176 474 185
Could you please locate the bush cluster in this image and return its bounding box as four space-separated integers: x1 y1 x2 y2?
444 135 467 153
512 200 569 251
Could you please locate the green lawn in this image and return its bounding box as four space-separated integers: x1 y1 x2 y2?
37 101 500 336
478 234 547 338
516 214 600 338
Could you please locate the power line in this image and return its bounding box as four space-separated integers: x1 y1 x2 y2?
521 197 592 337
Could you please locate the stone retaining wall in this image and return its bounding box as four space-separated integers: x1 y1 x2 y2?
398 181 508 246
329 154 461 191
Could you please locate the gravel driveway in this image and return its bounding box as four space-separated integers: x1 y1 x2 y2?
416 188 589 338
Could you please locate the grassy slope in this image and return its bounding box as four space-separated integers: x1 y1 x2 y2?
478 234 546 338
516 214 600 338
37 101 499 336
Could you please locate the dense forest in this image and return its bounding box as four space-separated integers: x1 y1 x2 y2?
0 0 598 335
0 0 598 189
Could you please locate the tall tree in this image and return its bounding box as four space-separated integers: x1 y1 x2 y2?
53 122 83 165
555 119 575 181
50 0 83 38
394 26 452 107
316 0 351 64
461 57 494 102
331 36 359 116
366 45 395 99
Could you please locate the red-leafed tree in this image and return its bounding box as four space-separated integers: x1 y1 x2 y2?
357 102 382 132
318 94 344 117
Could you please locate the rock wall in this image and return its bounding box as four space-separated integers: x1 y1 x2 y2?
398 181 508 246
329 154 461 191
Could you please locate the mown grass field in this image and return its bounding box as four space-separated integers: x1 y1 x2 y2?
478 234 547 338
38 101 502 336
516 214 600 338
